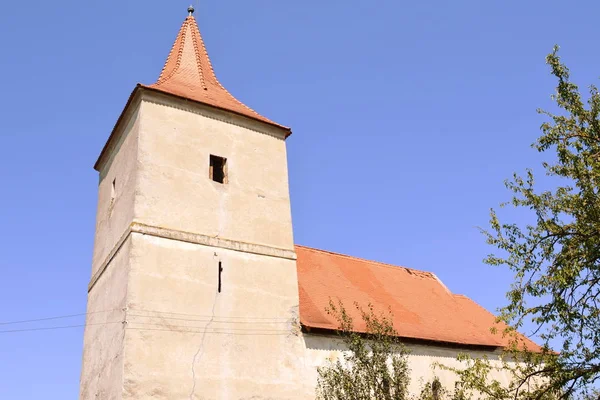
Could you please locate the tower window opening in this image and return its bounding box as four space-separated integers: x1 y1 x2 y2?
209 155 227 184
111 178 116 200
218 262 223 293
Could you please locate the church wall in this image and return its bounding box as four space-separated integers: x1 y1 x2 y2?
82 91 519 399
91 103 141 277
134 93 294 251
79 236 131 400
303 334 516 397
121 232 313 399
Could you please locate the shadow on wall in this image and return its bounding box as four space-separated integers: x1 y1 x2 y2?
302 331 504 361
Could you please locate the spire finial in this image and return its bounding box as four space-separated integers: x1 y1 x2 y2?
188 5 195 16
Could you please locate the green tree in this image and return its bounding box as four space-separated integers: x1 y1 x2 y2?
316 300 412 400
450 46 600 399
316 300 464 400
416 377 449 400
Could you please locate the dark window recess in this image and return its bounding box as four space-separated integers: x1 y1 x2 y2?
218 262 223 293
209 155 227 184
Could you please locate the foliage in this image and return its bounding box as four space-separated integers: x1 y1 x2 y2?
316 300 467 400
449 46 600 399
416 377 448 400
316 300 412 400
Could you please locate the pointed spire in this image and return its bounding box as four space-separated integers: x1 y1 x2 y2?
144 9 288 132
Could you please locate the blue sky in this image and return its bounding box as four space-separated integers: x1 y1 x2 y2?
1 0 599 398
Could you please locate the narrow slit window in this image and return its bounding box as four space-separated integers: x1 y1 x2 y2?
111 178 116 200
218 262 223 293
209 155 227 184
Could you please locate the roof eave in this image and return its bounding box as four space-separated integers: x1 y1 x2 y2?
94 84 144 171
140 85 293 138
300 324 503 351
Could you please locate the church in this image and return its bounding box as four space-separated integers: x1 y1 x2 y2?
79 7 538 399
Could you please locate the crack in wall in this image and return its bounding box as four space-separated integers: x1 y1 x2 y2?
189 287 219 400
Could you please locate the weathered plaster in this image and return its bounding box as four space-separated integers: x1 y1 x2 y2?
79 236 131 400
122 232 309 399
91 100 140 277
135 92 295 251
88 222 297 293
304 335 516 397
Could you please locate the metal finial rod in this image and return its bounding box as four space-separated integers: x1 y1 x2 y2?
188 5 195 16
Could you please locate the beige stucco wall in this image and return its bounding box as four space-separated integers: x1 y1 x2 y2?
122 232 309 399
304 335 516 397
79 236 131 400
80 98 141 400
91 101 140 277
135 92 294 251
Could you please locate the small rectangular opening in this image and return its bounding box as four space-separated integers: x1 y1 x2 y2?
111 178 116 200
209 155 227 184
218 262 223 293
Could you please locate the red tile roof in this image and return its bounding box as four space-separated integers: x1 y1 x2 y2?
296 245 541 351
143 15 290 134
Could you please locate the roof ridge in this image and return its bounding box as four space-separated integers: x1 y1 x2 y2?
454 294 497 314
155 17 188 85
188 17 208 90
295 245 434 277
215 78 266 119
190 16 267 119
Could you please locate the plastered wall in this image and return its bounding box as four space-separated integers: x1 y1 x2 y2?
135 93 294 251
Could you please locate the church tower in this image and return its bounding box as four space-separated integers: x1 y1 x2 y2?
80 7 308 399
